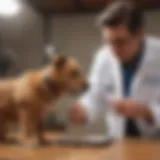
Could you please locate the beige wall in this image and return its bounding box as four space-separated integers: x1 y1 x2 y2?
52 14 100 72
0 1 44 75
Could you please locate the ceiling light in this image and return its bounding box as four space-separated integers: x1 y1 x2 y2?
0 0 20 16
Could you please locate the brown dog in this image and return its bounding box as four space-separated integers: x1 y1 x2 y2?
0 54 87 146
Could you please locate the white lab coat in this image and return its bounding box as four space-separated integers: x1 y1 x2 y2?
79 36 160 139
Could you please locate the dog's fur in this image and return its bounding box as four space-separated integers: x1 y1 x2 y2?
0 55 87 146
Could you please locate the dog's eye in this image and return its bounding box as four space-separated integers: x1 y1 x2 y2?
69 70 80 78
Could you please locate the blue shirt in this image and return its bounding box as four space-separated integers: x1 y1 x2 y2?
122 52 143 96
122 49 144 136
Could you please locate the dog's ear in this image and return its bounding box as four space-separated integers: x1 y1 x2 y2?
55 55 67 68
52 54 67 69
48 53 67 69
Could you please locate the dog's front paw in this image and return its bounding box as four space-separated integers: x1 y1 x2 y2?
20 138 39 149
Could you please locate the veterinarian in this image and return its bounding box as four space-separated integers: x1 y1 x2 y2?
69 1 160 139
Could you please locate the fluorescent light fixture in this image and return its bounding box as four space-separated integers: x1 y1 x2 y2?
0 0 20 16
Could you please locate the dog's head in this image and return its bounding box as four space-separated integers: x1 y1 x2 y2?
44 54 88 95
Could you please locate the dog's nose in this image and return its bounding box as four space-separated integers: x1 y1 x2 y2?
83 83 89 91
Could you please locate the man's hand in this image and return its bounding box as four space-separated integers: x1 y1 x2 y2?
69 103 88 124
111 99 153 123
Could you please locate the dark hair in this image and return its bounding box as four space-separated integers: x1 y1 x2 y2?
97 1 144 34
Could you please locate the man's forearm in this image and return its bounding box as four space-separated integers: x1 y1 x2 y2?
111 99 155 124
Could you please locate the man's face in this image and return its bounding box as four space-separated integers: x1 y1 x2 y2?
101 25 144 62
